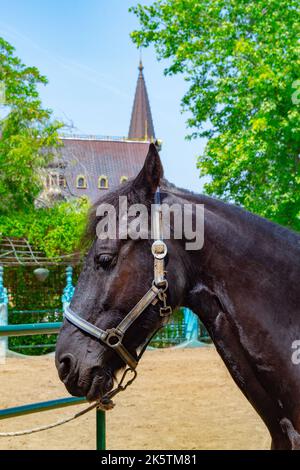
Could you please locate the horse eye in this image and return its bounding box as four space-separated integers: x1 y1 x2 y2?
95 254 114 270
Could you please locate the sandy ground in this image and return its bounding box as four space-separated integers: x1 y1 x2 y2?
0 347 270 450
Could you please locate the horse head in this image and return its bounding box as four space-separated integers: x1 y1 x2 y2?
55 144 189 402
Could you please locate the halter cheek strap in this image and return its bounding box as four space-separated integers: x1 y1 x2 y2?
64 187 172 406
64 283 162 370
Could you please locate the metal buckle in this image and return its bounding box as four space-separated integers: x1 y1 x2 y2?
160 306 172 317
118 367 137 391
105 328 123 348
158 288 172 318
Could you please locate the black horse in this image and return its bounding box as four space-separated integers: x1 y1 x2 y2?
56 144 300 450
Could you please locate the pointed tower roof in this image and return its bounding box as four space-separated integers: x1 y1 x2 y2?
128 60 155 141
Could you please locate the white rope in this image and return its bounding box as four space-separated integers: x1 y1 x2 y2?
0 402 97 437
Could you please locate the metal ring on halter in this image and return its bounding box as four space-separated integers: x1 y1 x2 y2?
153 279 168 293
151 240 168 259
105 329 123 348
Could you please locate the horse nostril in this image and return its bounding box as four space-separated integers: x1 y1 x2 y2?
58 353 77 381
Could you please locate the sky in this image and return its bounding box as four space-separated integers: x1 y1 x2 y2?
0 0 207 191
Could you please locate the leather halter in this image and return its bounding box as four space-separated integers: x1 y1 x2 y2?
64 187 172 406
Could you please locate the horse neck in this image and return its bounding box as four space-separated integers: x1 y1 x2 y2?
167 189 300 324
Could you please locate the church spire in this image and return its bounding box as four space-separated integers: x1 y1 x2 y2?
128 60 155 141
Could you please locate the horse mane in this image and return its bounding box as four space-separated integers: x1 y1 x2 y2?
162 180 300 247
84 177 300 249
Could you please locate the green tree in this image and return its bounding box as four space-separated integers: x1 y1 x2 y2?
0 197 90 258
0 37 62 213
130 0 300 230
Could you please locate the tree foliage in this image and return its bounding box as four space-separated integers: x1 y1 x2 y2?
0 197 90 258
130 0 300 230
0 37 63 213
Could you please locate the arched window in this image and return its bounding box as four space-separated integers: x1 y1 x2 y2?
76 175 87 189
98 175 108 189
120 176 128 184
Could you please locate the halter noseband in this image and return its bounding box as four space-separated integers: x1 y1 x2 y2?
64 187 172 407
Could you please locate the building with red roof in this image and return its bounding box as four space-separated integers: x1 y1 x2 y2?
43 61 160 204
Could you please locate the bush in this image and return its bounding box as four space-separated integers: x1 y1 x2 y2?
0 197 90 258
0 199 89 355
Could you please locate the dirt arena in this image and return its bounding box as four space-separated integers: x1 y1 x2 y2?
0 347 270 450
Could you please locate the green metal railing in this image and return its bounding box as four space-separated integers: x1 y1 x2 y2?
0 322 61 337
2 316 210 348
0 396 86 419
0 322 105 450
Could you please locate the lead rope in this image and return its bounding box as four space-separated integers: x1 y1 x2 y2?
0 369 136 437
0 366 138 437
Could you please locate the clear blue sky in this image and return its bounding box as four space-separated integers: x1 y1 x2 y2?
0 0 207 191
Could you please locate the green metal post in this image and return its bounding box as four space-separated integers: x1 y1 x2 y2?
96 409 106 450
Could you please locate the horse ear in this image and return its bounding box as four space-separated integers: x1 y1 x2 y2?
133 143 163 196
